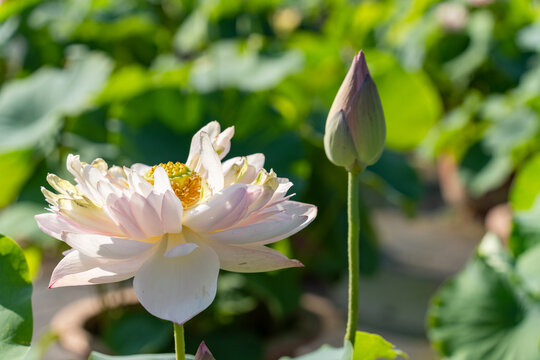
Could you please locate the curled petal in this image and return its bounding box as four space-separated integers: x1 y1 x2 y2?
164 231 199 257
133 243 220 325
187 121 222 167
214 126 234 159
206 239 303 273
222 154 265 186
208 201 317 245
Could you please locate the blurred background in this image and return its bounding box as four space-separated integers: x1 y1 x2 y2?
2 0 540 359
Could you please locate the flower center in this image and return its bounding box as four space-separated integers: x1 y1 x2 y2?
143 162 207 209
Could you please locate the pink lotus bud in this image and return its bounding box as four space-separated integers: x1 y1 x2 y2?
324 51 386 172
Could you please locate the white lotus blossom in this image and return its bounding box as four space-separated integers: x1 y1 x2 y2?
36 122 317 324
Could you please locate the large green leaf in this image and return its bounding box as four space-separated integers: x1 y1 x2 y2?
368 51 442 151
0 234 33 359
0 49 112 152
428 234 540 360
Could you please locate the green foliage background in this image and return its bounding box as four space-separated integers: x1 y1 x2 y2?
2 0 540 358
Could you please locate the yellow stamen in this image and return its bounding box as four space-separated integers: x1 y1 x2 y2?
143 162 206 209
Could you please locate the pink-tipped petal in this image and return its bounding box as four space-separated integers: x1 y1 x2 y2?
35 213 85 240
208 201 317 245
207 239 303 273
133 243 220 325
49 249 151 288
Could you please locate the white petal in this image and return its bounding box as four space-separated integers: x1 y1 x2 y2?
35 213 85 240
153 166 174 194
126 169 153 197
133 243 220 324
131 163 152 176
57 199 123 237
207 201 317 245
207 239 303 273
62 233 156 260
49 249 152 288
183 184 248 233
222 154 265 186
107 196 148 240
214 126 234 159
160 190 183 233
129 193 164 238
199 133 224 192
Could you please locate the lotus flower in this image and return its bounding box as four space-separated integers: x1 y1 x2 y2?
36 122 316 324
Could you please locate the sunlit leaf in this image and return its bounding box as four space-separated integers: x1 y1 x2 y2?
510 154 540 210
0 234 33 359
353 331 407 360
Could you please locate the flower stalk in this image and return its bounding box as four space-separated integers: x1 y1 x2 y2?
174 323 185 360
345 170 361 345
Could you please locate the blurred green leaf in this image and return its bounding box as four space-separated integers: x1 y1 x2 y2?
511 154 540 210
369 51 442 151
0 49 112 152
0 234 33 360
103 310 172 355
458 142 513 197
190 41 303 92
0 150 35 209
353 331 407 360
368 149 422 202
0 202 56 247
516 243 540 297
428 234 540 360
173 10 208 54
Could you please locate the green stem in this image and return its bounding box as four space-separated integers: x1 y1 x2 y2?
174 323 185 360
345 171 360 345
